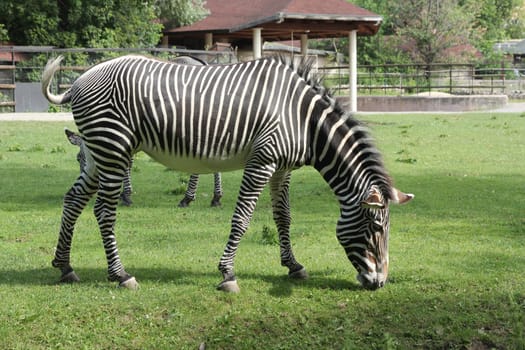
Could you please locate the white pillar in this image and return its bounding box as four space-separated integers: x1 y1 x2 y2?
349 30 358 113
252 28 262 59
300 34 308 56
204 33 213 50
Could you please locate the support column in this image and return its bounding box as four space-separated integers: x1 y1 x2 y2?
252 28 262 59
300 34 308 56
349 30 358 113
204 33 213 50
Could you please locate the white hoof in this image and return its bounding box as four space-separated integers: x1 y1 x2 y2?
289 267 309 279
119 277 139 290
217 280 240 293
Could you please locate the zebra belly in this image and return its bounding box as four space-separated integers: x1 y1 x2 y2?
141 147 250 174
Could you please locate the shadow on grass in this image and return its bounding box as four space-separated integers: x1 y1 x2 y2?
0 266 361 294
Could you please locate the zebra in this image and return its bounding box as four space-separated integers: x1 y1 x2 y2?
63 54 222 207
42 54 413 292
64 127 223 207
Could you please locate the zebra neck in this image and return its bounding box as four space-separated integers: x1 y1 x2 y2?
310 113 391 200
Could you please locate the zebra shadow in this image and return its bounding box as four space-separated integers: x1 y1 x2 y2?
0 267 361 295
254 273 362 297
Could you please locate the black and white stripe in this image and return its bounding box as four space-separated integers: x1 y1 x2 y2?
65 128 222 207
42 54 413 291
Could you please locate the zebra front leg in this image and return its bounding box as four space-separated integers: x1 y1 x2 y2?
178 174 199 207
210 172 223 207
53 172 98 283
96 173 138 290
217 164 275 292
270 172 308 280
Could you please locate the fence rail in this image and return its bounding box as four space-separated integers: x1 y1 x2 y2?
319 63 523 97
0 46 237 112
2 47 524 112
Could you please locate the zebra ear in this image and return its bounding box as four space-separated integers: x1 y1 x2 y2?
391 188 414 205
361 186 385 209
64 128 83 146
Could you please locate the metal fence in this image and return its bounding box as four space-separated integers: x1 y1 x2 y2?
0 46 237 112
320 63 524 97
2 47 524 112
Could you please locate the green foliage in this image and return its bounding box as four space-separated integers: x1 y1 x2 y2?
351 0 524 66
0 0 163 48
0 23 9 42
0 0 209 48
0 114 524 349
387 0 479 65
154 0 209 28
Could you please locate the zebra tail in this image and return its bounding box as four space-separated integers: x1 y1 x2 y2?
41 56 72 105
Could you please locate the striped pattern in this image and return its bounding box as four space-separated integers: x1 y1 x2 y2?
66 128 222 207
43 54 412 291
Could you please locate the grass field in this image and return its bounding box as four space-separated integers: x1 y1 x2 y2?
0 112 524 349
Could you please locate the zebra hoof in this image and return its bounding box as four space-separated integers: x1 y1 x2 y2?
119 277 139 290
59 270 80 283
217 279 240 293
120 197 133 206
289 267 309 280
178 198 192 208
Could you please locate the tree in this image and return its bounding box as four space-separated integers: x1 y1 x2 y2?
505 2 525 39
0 24 9 43
154 0 209 28
346 0 524 66
0 0 208 48
309 0 412 66
353 0 410 65
55 0 162 48
387 0 479 66
0 1 59 46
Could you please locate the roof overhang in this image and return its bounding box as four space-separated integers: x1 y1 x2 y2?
164 1 382 42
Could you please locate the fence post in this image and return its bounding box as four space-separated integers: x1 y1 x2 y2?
348 30 357 112
449 67 452 94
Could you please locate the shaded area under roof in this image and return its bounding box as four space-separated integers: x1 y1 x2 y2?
164 0 382 42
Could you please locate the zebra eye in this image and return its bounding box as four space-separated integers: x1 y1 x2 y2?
372 220 383 232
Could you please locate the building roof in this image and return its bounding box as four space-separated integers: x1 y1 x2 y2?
165 0 382 41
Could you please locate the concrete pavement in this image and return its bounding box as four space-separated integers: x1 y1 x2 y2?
0 112 73 121
0 102 524 121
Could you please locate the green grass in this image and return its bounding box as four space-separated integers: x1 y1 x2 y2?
0 113 524 349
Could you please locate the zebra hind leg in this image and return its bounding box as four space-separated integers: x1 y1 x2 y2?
210 172 223 207
270 172 308 280
178 173 199 207
53 171 99 284
119 162 133 206
96 171 138 290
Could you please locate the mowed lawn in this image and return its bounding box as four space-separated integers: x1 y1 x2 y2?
0 112 523 349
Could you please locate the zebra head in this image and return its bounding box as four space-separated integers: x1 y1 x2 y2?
337 184 413 290
310 102 413 290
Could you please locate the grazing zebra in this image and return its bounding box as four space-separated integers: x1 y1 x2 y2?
42 54 413 292
65 128 223 207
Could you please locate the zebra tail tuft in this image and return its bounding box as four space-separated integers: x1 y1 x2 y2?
41 56 72 105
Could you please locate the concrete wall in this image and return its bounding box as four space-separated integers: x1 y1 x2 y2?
336 95 508 112
15 83 49 112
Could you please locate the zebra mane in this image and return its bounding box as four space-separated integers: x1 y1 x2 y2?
269 55 394 200
270 54 338 109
